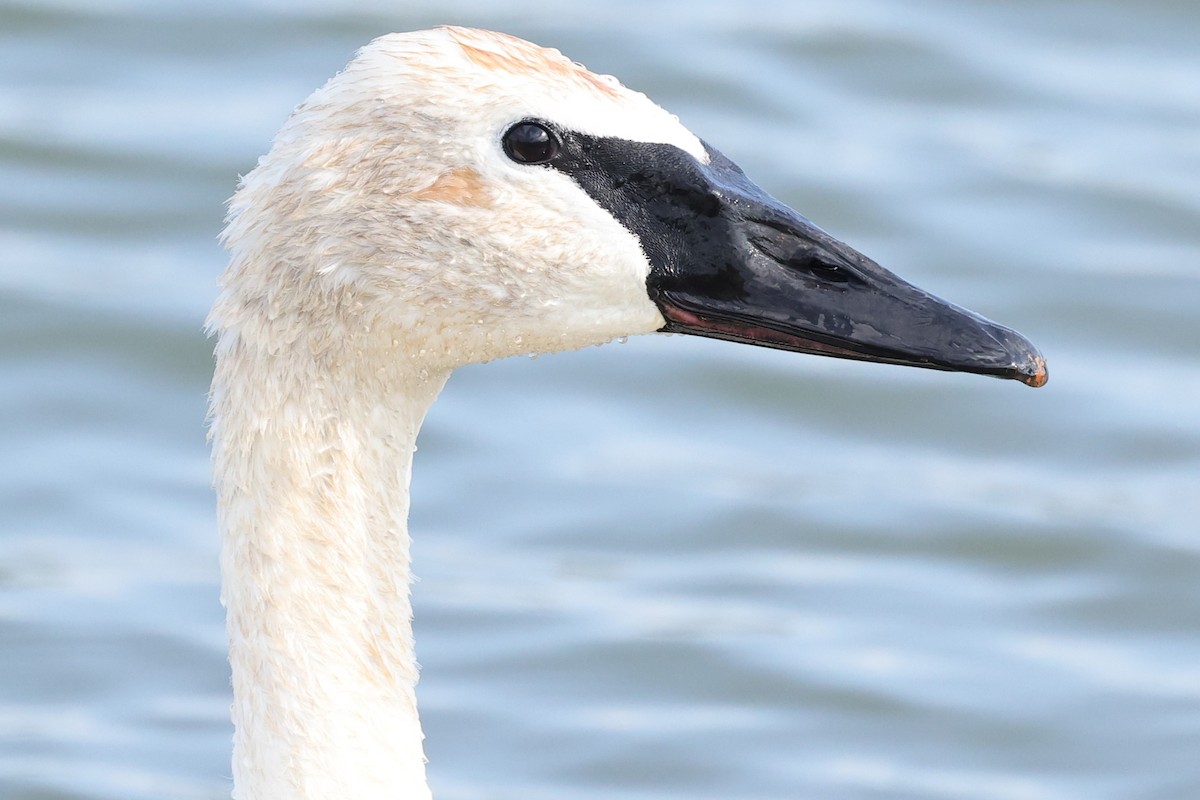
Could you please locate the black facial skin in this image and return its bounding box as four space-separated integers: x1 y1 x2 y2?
502 120 1047 387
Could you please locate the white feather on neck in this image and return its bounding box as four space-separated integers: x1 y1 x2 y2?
211 322 448 798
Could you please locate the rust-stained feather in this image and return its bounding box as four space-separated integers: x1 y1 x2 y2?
442 26 623 100
411 166 492 207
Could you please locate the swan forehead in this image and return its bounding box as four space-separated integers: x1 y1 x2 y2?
352 26 707 162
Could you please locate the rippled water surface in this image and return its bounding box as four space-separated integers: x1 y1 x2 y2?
2 1 1198 798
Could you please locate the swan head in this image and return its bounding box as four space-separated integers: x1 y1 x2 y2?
218 26 1046 387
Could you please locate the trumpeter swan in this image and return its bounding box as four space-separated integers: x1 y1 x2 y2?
208 26 1046 800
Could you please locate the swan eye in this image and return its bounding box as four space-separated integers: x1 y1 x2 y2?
502 121 560 164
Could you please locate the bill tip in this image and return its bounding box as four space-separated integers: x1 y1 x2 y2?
1021 354 1049 388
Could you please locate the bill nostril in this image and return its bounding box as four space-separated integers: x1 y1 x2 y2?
750 236 854 284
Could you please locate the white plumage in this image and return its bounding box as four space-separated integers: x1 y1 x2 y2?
211 27 707 800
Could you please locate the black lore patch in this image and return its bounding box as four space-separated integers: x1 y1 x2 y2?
544 130 788 306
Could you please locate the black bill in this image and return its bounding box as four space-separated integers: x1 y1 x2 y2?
548 127 1047 388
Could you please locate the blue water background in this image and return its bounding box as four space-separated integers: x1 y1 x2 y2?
1 2 1197 798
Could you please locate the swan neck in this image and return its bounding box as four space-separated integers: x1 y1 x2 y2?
211 341 448 800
